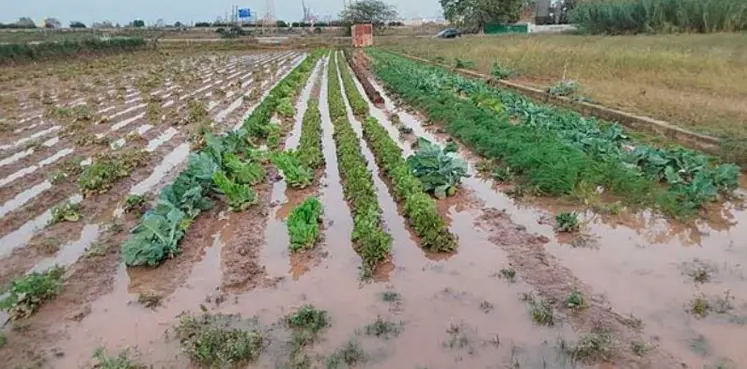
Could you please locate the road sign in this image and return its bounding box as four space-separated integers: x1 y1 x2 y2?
238 8 251 18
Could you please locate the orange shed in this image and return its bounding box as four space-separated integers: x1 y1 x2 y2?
351 24 373 47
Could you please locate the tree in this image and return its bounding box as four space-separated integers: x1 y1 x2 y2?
440 0 524 32
16 17 37 28
44 17 62 29
92 20 114 28
70 21 86 28
339 0 398 25
174 21 184 28
132 19 145 28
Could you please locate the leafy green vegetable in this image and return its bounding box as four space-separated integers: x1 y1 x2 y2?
212 170 257 212
336 52 369 117
407 138 469 198
271 151 313 189
223 153 265 185
49 201 81 225
288 197 323 252
368 49 740 218
277 97 296 118
0 266 64 320
297 100 324 169
79 150 150 196
122 202 186 266
329 53 392 276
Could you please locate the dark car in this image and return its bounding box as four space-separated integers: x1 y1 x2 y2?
436 28 460 38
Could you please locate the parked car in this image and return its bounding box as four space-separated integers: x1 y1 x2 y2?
436 28 460 38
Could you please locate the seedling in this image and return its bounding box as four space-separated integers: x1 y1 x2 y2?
555 212 580 232
381 291 401 303
479 301 494 313
690 295 711 318
364 316 402 339
49 170 69 185
123 194 147 215
523 293 554 326
567 289 585 310
499 267 516 283
547 80 580 97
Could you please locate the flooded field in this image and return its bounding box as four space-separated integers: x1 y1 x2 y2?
0 48 744 369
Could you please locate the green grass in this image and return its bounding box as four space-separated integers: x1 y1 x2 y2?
0 266 65 320
173 313 263 367
567 289 585 310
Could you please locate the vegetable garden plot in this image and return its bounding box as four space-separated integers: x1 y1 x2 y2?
357 49 747 369
0 53 299 289
367 50 741 219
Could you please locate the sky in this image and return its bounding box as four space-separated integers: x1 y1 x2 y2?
1 0 443 26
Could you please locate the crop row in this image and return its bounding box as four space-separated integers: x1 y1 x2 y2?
336 53 458 252
328 52 392 277
368 50 740 218
296 99 324 170
241 50 325 146
121 52 322 267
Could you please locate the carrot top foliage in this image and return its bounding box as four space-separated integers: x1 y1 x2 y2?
368 49 740 218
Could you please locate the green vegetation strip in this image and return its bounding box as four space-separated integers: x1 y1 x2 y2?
0 266 64 320
368 50 740 218
337 53 457 252
571 0 747 35
297 99 324 170
288 197 323 252
329 52 392 276
0 38 146 64
121 52 322 267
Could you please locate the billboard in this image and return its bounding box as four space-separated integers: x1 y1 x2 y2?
238 8 251 18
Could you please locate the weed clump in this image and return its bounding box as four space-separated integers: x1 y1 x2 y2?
364 316 403 339
567 289 585 310
91 347 146 369
0 266 65 320
523 293 555 326
381 291 401 303
174 313 263 367
49 201 81 225
559 329 616 363
79 150 150 196
326 340 367 369
499 267 517 282
555 212 580 232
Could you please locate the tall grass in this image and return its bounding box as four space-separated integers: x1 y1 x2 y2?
571 0 747 34
0 38 146 64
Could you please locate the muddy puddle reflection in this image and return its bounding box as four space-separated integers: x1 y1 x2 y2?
365 69 747 368
54 202 573 369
